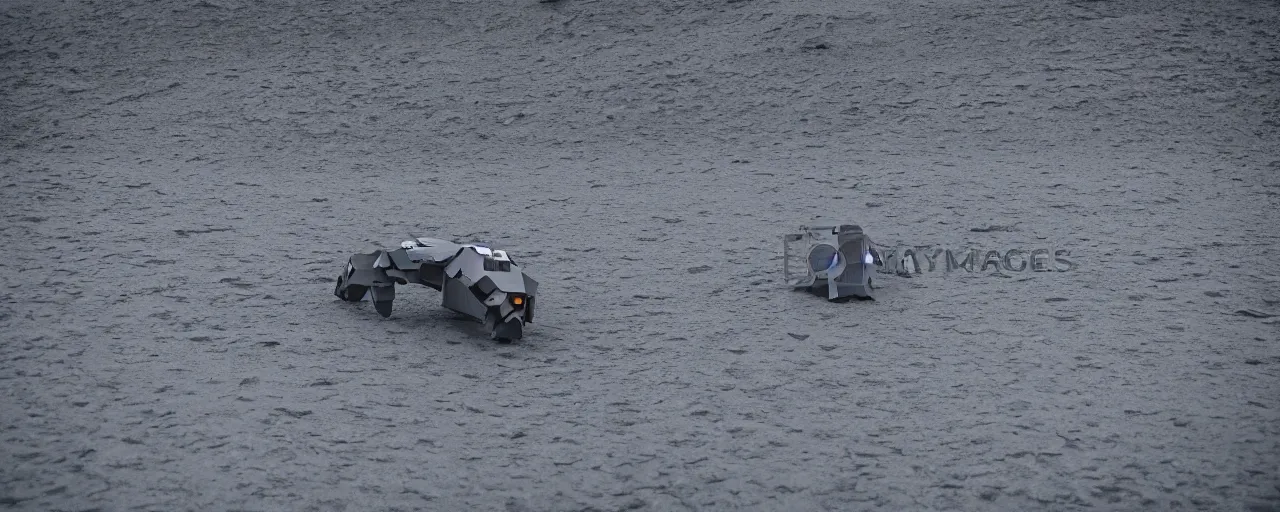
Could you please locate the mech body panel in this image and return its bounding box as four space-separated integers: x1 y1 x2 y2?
334 237 538 341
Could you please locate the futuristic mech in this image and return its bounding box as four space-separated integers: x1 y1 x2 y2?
783 224 881 301
334 237 538 341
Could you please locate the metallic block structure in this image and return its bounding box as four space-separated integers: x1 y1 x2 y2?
334 237 538 342
784 224 881 301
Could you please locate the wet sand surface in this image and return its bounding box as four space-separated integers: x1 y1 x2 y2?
2 0 1278 510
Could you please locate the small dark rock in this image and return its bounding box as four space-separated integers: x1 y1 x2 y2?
802 37 831 50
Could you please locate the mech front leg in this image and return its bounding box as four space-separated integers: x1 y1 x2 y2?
370 284 395 318
334 251 398 317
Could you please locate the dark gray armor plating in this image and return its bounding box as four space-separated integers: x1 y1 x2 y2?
783 224 880 301
334 237 538 341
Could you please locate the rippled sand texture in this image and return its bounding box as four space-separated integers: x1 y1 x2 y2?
2 0 1278 510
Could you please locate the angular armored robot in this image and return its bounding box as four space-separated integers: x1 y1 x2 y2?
334 237 538 341
783 224 881 301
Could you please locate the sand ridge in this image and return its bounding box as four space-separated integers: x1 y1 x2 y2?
1 0 1278 510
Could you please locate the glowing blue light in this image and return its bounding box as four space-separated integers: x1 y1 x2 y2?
864 252 874 265
827 252 840 271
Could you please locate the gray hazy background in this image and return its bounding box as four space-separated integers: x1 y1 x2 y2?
2 0 1278 510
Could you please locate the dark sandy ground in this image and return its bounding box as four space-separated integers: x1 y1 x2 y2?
2 0 1278 510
